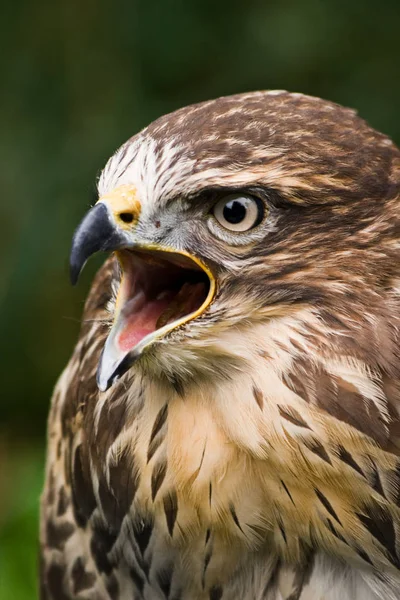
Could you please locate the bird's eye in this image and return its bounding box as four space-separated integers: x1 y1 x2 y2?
212 194 265 232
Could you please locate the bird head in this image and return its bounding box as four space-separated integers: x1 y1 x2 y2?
70 91 400 393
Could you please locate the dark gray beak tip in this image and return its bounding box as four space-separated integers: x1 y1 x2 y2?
69 202 125 286
69 257 83 286
69 228 86 285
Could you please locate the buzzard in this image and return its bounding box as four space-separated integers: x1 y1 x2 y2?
40 91 400 600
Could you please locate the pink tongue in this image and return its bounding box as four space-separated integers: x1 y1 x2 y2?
117 295 172 352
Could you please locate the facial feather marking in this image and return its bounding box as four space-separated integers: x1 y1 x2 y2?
99 136 196 213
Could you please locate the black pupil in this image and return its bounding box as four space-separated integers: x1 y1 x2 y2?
223 200 247 224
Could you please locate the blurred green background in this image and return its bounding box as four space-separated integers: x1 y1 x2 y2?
1 0 399 597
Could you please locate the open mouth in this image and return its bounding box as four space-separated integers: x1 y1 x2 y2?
97 247 215 390
115 249 213 351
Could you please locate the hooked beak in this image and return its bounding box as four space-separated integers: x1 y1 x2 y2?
70 185 216 391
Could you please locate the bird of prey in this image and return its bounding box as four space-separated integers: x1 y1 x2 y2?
40 91 400 600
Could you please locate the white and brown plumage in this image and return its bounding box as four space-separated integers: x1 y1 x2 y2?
40 91 400 600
